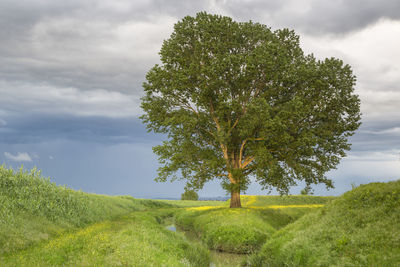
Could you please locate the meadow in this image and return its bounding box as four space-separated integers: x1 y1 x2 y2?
1 165 399 266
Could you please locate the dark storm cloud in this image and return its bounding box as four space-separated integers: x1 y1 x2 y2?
220 0 400 35
301 0 400 34
0 114 161 145
0 0 164 95
0 0 209 96
350 119 400 153
1 0 399 103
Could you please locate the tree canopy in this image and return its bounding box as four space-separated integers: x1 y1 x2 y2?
181 189 199 201
141 12 361 208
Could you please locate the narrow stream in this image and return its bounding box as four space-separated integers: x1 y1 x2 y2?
166 224 246 267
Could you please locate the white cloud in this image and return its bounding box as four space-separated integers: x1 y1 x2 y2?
29 15 174 70
300 20 400 120
4 152 33 162
327 150 400 187
346 150 400 162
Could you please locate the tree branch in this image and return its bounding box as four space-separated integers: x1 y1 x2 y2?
242 156 255 168
239 139 248 167
227 117 239 135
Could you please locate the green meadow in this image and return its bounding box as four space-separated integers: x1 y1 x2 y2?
1 165 399 266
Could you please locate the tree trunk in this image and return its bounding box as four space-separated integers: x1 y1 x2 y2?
230 189 241 208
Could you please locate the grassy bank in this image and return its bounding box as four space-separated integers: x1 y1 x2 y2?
0 165 170 254
246 180 400 266
175 195 331 254
0 166 211 266
1 209 210 266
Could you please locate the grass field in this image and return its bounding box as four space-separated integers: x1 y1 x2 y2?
1 165 398 266
175 195 332 254
0 165 210 266
154 199 228 207
241 194 335 207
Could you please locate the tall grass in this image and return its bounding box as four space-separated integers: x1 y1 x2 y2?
0 165 170 254
2 209 210 267
246 180 400 266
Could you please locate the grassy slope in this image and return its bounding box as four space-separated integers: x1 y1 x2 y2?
246 180 400 266
175 195 332 254
0 165 168 254
1 209 209 266
0 166 210 266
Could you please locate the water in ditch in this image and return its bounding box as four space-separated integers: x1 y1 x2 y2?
166 224 246 267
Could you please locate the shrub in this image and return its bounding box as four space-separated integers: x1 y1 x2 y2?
181 189 199 201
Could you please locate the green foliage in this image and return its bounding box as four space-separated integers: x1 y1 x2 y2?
245 180 400 266
1 210 210 266
141 12 361 199
300 189 308 195
0 165 172 254
300 184 313 195
181 189 199 200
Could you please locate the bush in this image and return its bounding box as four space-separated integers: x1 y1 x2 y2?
181 189 199 200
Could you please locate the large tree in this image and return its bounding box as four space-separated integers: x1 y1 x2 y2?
141 12 361 208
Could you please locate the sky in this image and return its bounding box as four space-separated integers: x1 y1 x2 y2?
1 0 399 198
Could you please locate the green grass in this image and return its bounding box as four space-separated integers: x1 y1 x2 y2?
154 199 228 207
1 209 210 266
0 165 172 254
240 194 335 207
174 195 331 254
156 194 334 208
246 180 400 266
3 165 398 266
0 166 210 266
175 207 285 254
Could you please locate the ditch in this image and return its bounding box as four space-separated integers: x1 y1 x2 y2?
166 224 246 267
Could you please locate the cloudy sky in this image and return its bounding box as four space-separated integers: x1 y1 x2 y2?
1 0 399 198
